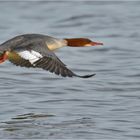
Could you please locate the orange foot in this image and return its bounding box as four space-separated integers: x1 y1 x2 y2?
0 52 8 63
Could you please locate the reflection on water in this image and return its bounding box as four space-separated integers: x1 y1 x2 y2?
0 1 140 139
1 113 55 133
11 113 55 120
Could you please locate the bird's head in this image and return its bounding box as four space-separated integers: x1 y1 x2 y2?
64 38 103 47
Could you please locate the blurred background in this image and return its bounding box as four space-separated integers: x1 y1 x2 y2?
0 1 140 139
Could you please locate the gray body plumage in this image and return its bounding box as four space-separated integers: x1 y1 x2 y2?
0 34 59 51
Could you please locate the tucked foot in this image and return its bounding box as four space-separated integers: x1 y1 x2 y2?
0 52 8 63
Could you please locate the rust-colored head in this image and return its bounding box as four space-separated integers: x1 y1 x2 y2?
64 38 103 47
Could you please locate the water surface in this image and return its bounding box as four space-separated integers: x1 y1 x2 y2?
0 1 140 139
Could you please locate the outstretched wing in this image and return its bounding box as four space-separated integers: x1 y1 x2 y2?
8 40 95 78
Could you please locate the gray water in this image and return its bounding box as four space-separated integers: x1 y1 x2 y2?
0 1 140 139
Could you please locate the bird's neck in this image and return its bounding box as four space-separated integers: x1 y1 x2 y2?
47 39 67 51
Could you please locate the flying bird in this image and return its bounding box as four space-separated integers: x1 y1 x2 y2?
0 34 103 78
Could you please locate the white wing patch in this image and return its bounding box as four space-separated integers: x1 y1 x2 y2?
18 50 43 64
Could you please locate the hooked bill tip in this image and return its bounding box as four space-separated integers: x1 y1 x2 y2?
91 41 103 46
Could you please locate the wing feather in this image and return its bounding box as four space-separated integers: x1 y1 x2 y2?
8 51 34 68
33 57 76 77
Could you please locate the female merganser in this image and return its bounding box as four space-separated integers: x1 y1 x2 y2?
0 34 103 78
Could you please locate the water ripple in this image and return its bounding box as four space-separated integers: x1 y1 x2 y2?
0 1 140 139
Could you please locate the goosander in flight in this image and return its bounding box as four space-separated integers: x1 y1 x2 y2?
0 34 103 78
